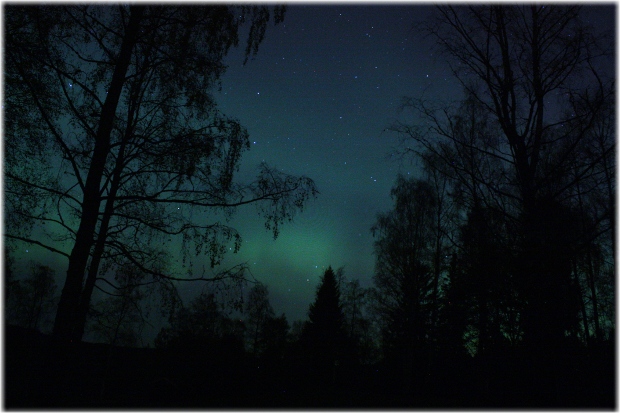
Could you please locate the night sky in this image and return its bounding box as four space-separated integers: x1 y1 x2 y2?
5 6 616 408
197 3 614 324
10 4 614 333
178 5 463 323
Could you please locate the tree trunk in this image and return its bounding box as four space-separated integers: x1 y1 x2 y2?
586 246 602 339
575 174 602 341
73 98 136 342
53 6 145 342
573 259 590 346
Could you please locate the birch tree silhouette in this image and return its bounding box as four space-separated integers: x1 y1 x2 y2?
5 5 317 343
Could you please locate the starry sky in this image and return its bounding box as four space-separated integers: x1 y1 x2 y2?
194 3 615 323
11 4 614 334
179 4 464 323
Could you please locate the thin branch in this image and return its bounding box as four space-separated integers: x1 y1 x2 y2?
4 234 71 258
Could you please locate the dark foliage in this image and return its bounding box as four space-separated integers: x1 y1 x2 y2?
3 4 614 409
5 4 316 344
5 264 58 332
293 267 348 403
380 4 615 407
5 323 614 408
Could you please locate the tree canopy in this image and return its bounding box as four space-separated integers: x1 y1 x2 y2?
4 4 317 342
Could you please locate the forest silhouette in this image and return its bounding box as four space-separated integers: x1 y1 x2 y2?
4 4 615 409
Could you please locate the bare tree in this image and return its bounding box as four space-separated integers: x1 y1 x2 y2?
391 4 614 350
6 263 58 332
154 288 244 351
88 263 150 347
371 175 437 399
244 282 275 355
5 5 317 343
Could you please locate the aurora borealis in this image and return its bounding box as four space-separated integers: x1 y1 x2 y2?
188 5 462 322
9 3 614 333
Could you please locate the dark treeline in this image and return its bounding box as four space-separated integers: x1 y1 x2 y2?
4 3 615 409
5 262 614 408
374 4 615 407
372 4 616 407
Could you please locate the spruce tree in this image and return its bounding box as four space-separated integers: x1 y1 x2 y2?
302 266 346 391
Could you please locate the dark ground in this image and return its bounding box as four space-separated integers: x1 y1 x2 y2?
4 324 615 409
